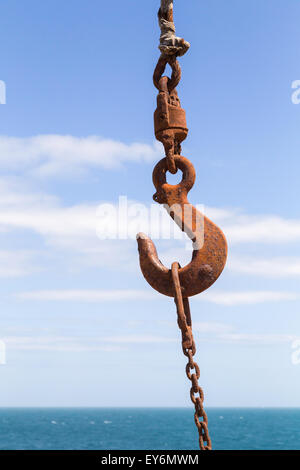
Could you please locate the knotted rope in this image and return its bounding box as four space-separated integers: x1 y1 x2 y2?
158 0 190 57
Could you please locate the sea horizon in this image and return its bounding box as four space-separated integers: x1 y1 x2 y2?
0 406 299 409
0 407 299 450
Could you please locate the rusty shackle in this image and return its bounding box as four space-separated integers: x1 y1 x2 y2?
154 76 188 174
137 156 228 298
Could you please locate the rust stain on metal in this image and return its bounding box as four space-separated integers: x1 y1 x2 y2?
154 76 188 174
137 156 227 298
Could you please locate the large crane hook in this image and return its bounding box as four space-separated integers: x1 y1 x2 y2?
137 156 228 298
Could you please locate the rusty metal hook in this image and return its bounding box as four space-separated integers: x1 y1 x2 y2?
137 156 228 298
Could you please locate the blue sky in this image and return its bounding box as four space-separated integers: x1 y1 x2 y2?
0 0 300 407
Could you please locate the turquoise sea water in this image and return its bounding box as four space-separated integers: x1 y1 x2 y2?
0 408 299 451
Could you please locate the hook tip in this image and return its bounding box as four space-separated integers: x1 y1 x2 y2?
136 233 156 255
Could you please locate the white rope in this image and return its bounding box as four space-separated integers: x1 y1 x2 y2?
158 0 190 57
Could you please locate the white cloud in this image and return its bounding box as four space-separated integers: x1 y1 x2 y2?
0 137 300 282
3 334 176 352
223 215 300 244
192 322 235 335
229 256 300 278
204 207 300 244
16 288 298 306
0 203 98 237
0 251 40 278
217 333 297 345
198 290 299 306
0 134 299 244
17 289 157 302
0 189 140 275
0 179 58 209
3 328 296 351
100 335 176 344
189 322 297 345
2 336 124 352
0 135 160 177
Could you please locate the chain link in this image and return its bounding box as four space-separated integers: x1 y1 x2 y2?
171 262 212 451
153 54 182 92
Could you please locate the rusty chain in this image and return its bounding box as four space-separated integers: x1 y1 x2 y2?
172 262 212 451
137 0 227 451
152 2 212 449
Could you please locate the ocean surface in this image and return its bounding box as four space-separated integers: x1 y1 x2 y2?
0 408 299 450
